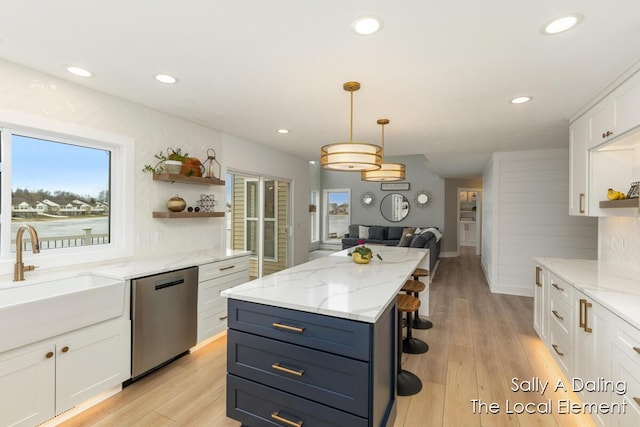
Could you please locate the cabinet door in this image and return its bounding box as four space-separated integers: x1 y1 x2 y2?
55 320 131 413
0 344 55 427
588 99 615 148
612 71 640 138
569 115 589 216
533 266 547 341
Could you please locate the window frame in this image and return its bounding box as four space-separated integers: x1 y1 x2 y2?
0 114 134 275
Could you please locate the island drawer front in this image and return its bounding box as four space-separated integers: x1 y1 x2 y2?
227 374 368 427
549 273 572 304
228 329 369 417
549 295 571 335
228 299 370 361
199 257 249 281
548 319 571 377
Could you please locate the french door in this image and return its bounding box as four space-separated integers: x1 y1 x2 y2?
227 172 291 279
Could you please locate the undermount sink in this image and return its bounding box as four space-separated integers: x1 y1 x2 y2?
0 274 126 353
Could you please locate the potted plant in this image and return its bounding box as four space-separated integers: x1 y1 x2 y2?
347 240 383 264
143 148 189 175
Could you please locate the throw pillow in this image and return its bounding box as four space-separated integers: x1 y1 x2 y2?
398 233 414 247
387 226 404 240
368 226 385 240
348 224 360 238
409 234 427 248
414 227 424 234
402 227 416 236
359 226 370 239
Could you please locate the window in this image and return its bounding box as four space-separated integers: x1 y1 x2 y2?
0 118 133 274
323 189 350 241
310 190 319 243
244 178 277 261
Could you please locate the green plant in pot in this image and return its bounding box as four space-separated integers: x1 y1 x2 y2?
348 240 383 264
143 148 189 175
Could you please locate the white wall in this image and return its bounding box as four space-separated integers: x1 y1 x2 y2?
0 58 309 267
599 217 640 270
481 148 598 296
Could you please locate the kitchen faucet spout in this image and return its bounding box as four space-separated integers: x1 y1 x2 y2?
14 224 40 281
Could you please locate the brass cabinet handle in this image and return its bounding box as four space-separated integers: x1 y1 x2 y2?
583 300 593 333
552 310 564 321
272 322 305 333
633 347 640 356
45 351 54 359
552 283 564 292
579 299 585 329
551 344 564 357
218 315 228 321
271 412 303 427
634 397 640 407
271 362 305 377
61 346 69 353
220 265 235 271
535 267 542 287
579 193 585 214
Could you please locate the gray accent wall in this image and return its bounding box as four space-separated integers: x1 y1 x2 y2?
321 155 445 231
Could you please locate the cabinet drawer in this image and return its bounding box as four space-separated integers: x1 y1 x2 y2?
199 269 248 311
549 274 572 304
611 347 640 425
227 374 367 427
199 257 249 281
549 295 572 335
228 329 369 417
613 317 640 362
197 306 228 342
548 319 572 376
228 299 370 361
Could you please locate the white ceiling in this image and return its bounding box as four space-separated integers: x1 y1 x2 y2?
1 1 640 178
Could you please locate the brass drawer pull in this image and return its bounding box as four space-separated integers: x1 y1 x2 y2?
579 193 585 214
551 344 564 357
552 283 564 292
535 267 542 287
218 315 228 321
634 347 640 356
272 362 305 377
552 310 564 321
220 265 235 271
45 351 54 359
61 346 69 353
583 300 592 333
634 397 640 407
271 412 303 427
272 322 305 333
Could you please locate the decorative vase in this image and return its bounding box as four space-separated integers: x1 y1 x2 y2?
167 195 187 212
164 160 182 174
353 252 371 264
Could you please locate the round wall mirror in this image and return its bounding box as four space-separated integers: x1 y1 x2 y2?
380 193 410 222
360 192 375 207
414 190 432 208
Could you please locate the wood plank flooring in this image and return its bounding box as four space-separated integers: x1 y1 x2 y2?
60 247 594 427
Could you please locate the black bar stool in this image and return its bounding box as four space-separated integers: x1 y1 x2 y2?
396 294 423 396
400 280 429 354
410 268 433 330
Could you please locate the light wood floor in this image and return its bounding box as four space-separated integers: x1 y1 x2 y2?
61 248 594 427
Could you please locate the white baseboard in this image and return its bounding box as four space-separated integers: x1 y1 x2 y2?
440 251 458 258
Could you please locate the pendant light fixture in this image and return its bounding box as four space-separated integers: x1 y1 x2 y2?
321 82 382 171
361 119 406 181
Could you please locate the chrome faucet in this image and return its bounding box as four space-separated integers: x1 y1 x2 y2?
14 224 40 281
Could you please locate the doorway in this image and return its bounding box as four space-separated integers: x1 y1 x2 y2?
457 188 482 255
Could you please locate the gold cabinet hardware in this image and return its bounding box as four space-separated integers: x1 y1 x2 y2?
552 283 564 292
271 412 303 427
633 347 640 355
579 299 585 329
271 362 305 377
634 397 640 407
552 310 564 321
61 346 69 353
219 265 235 271
551 344 564 357
45 351 54 359
579 193 585 214
583 300 592 333
272 322 305 333
218 315 228 321
535 267 542 287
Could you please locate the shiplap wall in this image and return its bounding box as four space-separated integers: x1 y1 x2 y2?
482 148 598 296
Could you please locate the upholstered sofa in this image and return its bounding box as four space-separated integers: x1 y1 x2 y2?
342 224 441 272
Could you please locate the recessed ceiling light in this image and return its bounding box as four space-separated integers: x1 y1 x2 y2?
542 14 583 35
66 66 93 77
155 74 178 84
510 96 532 104
351 16 383 35
277 129 289 134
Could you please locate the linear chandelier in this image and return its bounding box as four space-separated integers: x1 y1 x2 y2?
361 119 406 181
320 82 382 171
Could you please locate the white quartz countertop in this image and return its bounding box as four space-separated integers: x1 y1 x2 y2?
221 246 427 323
534 257 640 330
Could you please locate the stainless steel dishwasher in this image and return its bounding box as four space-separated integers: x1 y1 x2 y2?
131 266 198 380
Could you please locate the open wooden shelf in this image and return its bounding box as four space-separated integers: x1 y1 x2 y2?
599 198 639 208
152 211 225 219
153 174 225 186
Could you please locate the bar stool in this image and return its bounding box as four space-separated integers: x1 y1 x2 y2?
410 267 433 330
396 294 423 396
400 280 429 354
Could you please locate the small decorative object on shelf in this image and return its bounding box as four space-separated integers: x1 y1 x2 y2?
201 148 222 180
143 147 188 175
627 181 639 199
181 157 203 177
607 188 628 201
197 194 218 212
167 195 187 212
347 240 383 264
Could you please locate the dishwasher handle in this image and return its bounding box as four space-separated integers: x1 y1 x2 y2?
155 278 185 291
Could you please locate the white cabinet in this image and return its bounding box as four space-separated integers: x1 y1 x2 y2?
198 255 250 343
570 115 589 215
573 290 612 427
533 266 548 342
459 221 476 246
0 319 130 427
610 316 640 426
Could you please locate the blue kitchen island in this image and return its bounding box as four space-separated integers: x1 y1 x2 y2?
221 247 428 427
